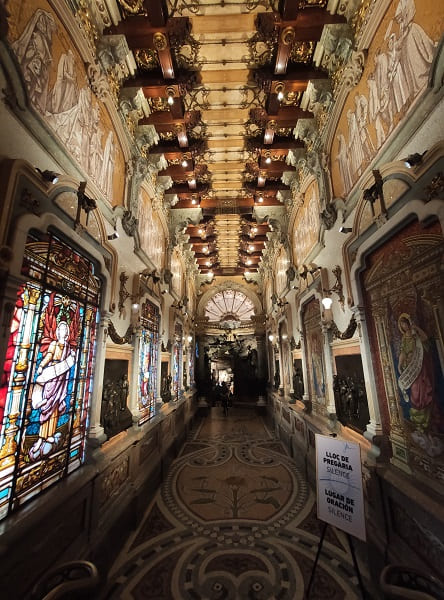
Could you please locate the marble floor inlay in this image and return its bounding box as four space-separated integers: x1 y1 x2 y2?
102 407 364 599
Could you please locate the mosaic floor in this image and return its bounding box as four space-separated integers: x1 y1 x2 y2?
102 407 366 599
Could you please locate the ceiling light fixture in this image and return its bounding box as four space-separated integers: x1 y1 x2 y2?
166 88 175 105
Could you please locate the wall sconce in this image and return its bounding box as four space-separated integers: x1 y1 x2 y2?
257 195 264 203
107 229 119 241
322 265 344 310
187 335 193 343
140 269 161 285
363 169 387 220
404 151 426 168
299 263 320 280
36 168 60 184
276 298 288 308
268 334 274 342
75 181 97 228
118 271 135 315
338 226 352 234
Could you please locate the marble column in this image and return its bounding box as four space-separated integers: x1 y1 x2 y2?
321 322 337 428
87 313 110 446
353 306 384 449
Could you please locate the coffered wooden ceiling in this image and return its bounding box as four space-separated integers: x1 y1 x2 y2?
107 0 344 276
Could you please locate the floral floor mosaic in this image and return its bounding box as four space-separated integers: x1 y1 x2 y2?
102 407 367 599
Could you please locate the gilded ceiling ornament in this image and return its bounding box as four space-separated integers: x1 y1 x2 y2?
299 0 327 7
276 127 292 137
76 0 99 53
281 26 296 47
351 0 372 40
134 48 159 70
280 91 302 107
173 32 201 70
247 31 275 68
184 86 210 111
148 97 169 112
153 32 168 51
117 0 147 16
290 41 315 64
159 131 176 141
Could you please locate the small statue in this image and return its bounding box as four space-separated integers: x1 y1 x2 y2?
119 373 129 411
292 367 304 400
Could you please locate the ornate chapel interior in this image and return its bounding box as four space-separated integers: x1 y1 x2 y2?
0 0 443 598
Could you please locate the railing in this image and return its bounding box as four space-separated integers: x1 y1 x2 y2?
30 561 100 600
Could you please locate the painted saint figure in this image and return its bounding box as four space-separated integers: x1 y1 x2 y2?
51 49 78 113
397 313 434 429
394 0 436 97
29 320 76 461
11 9 56 113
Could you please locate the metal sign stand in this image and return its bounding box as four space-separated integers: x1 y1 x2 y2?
305 521 366 599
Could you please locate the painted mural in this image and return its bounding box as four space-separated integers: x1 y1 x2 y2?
292 180 320 266
332 0 443 198
8 3 125 205
363 219 444 471
138 189 165 271
302 298 326 413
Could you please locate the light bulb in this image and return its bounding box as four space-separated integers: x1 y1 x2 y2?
277 90 284 101
258 196 264 203
167 94 174 106
322 297 333 310
265 156 271 164
181 159 188 167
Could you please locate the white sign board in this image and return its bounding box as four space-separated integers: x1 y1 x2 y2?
315 434 366 541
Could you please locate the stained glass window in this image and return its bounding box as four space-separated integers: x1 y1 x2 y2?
204 289 255 330
138 299 160 424
173 323 183 401
0 231 100 521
